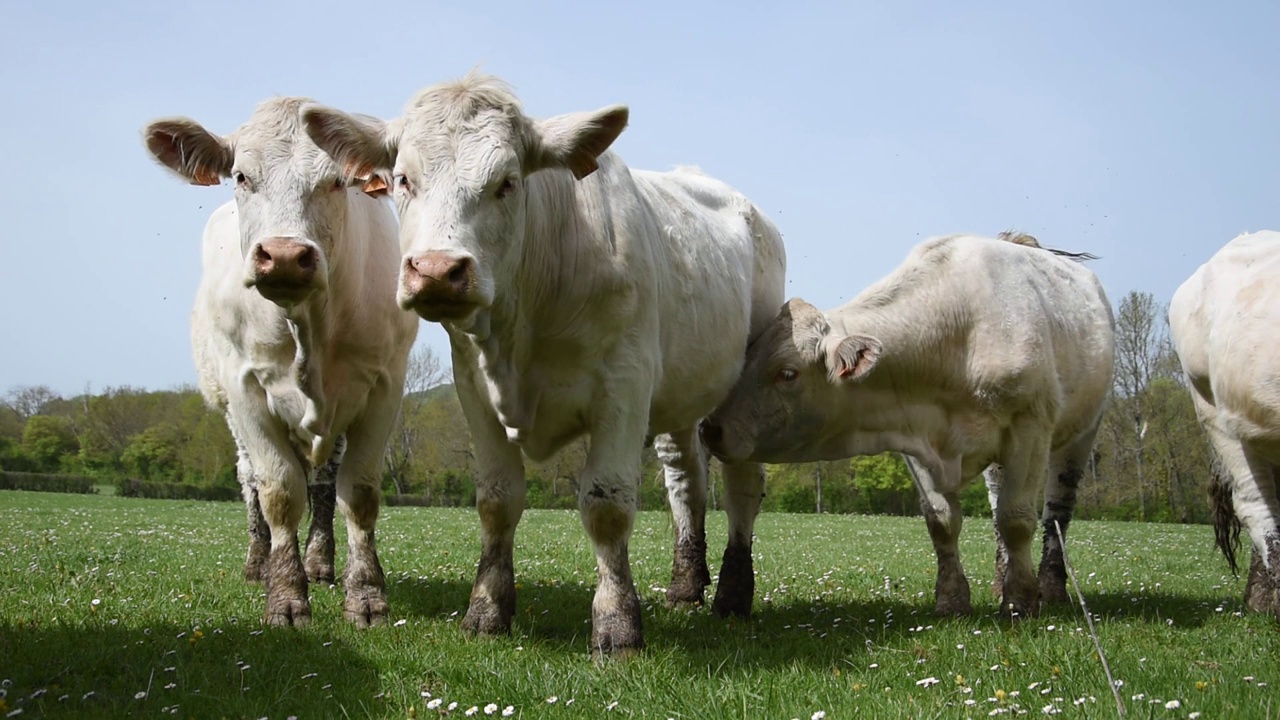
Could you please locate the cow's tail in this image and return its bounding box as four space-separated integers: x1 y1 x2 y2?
1209 456 1243 577
997 229 1099 262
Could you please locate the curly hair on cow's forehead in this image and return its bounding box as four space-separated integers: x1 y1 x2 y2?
403 69 526 126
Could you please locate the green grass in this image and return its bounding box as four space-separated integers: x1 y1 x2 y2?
0 492 1275 719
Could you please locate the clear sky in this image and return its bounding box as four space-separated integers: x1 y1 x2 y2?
1 1 1277 397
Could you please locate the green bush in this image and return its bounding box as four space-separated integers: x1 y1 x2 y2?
115 478 239 502
0 471 98 494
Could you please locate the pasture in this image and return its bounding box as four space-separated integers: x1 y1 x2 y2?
0 491 1275 719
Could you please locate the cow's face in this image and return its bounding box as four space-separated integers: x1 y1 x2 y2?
144 98 379 308
700 298 883 463
302 74 628 329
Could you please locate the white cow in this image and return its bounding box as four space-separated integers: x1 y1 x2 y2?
302 72 786 654
702 233 1115 619
142 98 418 626
1169 230 1280 620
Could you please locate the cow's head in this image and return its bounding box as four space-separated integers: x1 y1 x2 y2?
700 298 883 463
143 98 387 307
302 72 629 328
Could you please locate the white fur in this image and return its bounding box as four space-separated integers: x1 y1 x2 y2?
1169 231 1280 574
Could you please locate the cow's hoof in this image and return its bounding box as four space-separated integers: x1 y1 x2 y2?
264 597 311 627
999 592 1040 622
933 594 973 617
711 545 755 619
344 589 389 628
462 597 514 636
591 603 644 658
1038 579 1070 605
666 538 710 608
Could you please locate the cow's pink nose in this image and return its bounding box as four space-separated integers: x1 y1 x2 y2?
254 239 317 284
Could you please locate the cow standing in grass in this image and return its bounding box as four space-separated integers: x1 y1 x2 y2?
701 232 1115 620
303 72 786 655
1169 230 1280 620
142 98 418 626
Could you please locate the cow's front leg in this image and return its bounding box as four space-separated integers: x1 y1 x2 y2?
331 429 390 627
995 428 1051 620
907 455 971 616
456 387 527 636
711 461 766 619
579 406 649 657
237 414 311 626
304 436 345 586
654 430 710 607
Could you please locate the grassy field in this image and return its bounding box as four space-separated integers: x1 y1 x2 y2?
0 492 1275 719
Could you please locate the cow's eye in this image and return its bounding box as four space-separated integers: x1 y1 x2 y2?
332 177 346 192
775 367 799 384
495 177 517 199
233 171 249 187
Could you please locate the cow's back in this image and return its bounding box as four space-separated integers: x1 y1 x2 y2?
1171 231 1280 443
631 167 786 432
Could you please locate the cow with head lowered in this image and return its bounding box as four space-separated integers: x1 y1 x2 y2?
1169 230 1280 620
142 98 418 626
303 72 787 655
702 232 1115 620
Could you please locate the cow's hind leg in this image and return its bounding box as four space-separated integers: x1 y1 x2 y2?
1038 428 1096 605
995 423 1051 620
711 461 766 619
654 429 711 607
984 464 1008 600
1208 428 1280 619
304 436 344 586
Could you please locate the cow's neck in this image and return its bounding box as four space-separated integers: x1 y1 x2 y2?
461 169 595 434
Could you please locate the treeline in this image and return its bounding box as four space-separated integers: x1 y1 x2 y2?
0 291 1218 522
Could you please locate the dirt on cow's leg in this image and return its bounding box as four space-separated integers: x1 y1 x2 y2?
264 540 310 626
1266 532 1280 622
1243 549 1273 613
1038 456 1084 605
996 506 1040 621
923 492 971 617
668 532 710 607
581 483 643 658
339 482 387 628
711 543 754 619
304 481 337 586
655 431 711 607
991 525 1009 600
1037 523 1071 605
463 477 524 637
711 461 765 619
244 486 270 583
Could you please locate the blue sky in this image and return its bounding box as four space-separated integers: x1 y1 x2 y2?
1 1 1277 397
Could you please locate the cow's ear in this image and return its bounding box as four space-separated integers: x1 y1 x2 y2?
143 118 233 186
526 104 629 180
824 333 882 382
303 105 397 184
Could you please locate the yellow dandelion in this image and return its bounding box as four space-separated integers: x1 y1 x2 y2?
955 675 965 685
852 683 865 692
995 689 1007 702
1051 666 1062 677
1196 681 1209 691
832 668 841 677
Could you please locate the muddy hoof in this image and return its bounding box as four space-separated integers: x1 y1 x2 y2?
934 594 973 617
344 589 389 628
591 602 644 658
264 596 311 627
462 596 514 636
306 564 337 587
711 545 754 619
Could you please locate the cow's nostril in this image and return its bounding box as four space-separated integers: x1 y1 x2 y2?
447 263 467 285
254 245 272 267
296 246 316 270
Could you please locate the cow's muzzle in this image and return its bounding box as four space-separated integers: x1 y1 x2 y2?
249 238 320 305
401 251 480 321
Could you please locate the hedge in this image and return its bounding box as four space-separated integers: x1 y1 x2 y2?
0 471 98 494
115 478 240 502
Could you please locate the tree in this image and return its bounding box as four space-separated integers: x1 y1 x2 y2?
21 415 79 472
3 385 60 422
384 345 447 494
